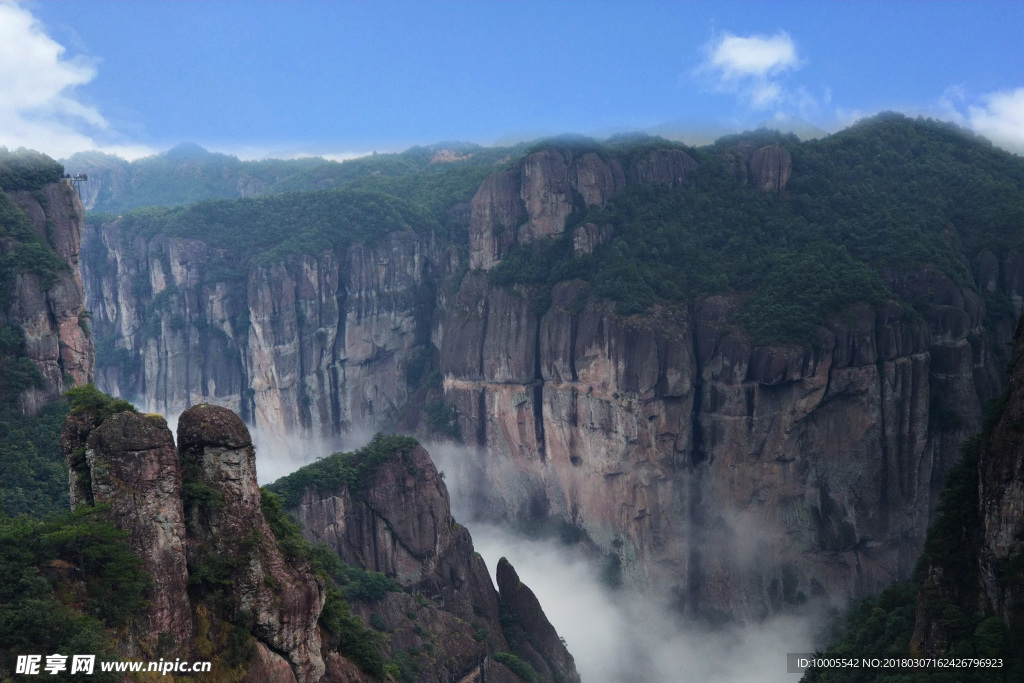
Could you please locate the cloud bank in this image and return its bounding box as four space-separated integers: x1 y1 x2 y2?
0 1 152 160
699 31 801 110
968 87 1024 154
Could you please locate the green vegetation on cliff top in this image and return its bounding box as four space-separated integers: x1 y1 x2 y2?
266 433 420 508
0 147 64 192
0 505 152 682
492 114 1023 343
65 141 515 214
103 114 1023 345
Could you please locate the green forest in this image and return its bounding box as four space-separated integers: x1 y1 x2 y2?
0 150 74 518
63 140 517 214
104 114 1023 345
490 115 1022 343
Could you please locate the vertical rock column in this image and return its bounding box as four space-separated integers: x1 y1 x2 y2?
177 404 325 683
61 411 193 652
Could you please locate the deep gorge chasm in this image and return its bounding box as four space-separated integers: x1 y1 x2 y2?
3 112 1024 680
79 116 1024 621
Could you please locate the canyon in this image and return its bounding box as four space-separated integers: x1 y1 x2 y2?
78 125 1024 622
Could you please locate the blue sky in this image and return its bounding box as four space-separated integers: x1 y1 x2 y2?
3 0 1023 160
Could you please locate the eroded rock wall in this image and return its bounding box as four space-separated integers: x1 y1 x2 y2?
81 143 1024 622
83 225 441 443
178 404 326 682
440 264 1019 618
4 181 93 414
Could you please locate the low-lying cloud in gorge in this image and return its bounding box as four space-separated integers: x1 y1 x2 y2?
428 441 823 683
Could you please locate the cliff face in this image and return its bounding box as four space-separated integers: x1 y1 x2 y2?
3 180 93 414
910 317 1024 655
82 138 1024 621
285 438 580 682
83 225 443 442
60 400 577 682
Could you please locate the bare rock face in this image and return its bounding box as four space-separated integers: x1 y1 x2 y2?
294 443 504 656
468 148 625 269
750 145 792 191
570 152 624 207
628 148 699 187
440 266 1016 619
178 404 325 683
978 318 1024 628
572 222 613 256
496 558 581 683
721 142 791 191
60 410 193 653
4 181 93 415
469 170 524 270
518 150 574 244
82 223 437 447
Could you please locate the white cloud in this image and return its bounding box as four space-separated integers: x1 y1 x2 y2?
709 32 799 79
968 87 1024 154
0 1 154 160
698 31 802 110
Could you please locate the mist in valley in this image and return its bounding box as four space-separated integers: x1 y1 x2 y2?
427 441 824 683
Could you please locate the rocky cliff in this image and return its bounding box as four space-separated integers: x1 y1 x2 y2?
82 224 444 444
910 316 1024 657
274 435 580 682
60 397 576 682
62 402 328 679
81 121 1024 622
2 178 93 415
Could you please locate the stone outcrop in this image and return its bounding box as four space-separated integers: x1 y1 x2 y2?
61 410 193 652
178 404 325 683
468 149 627 269
750 145 792 191
3 180 93 415
289 438 580 682
59 398 583 681
496 558 581 683
628 148 698 187
721 142 792 191
572 222 613 257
